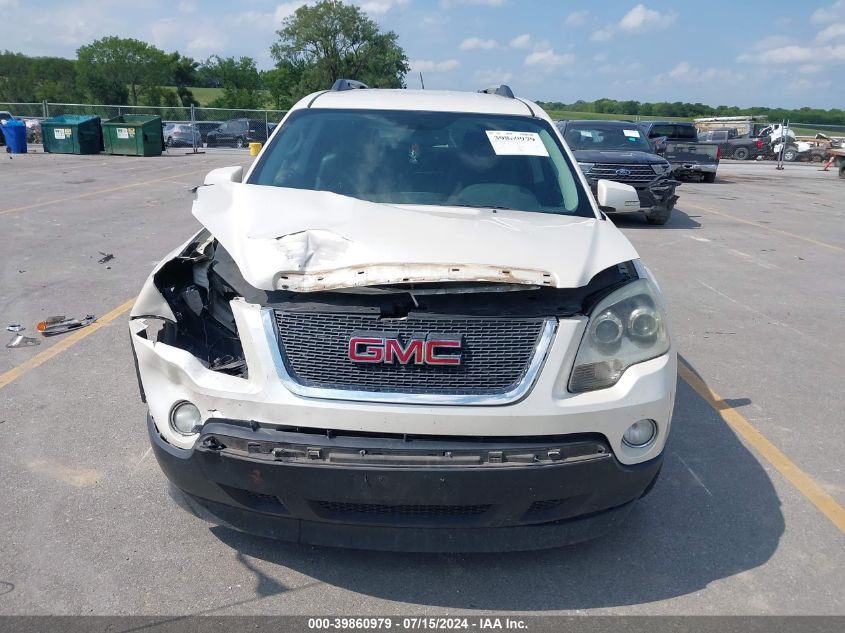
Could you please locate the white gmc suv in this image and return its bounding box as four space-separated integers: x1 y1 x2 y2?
129 81 676 552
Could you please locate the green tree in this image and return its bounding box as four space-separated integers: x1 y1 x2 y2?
203 55 265 109
76 36 170 105
170 53 200 106
270 0 409 96
0 52 83 103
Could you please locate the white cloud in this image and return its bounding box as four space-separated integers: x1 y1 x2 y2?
565 10 589 27
738 45 817 64
473 68 514 85
360 0 410 15
509 33 531 49
663 61 743 83
440 0 507 8
275 1 310 21
591 4 676 41
411 58 460 72
459 37 498 50
178 1 196 13
524 48 574 68
619 4 676 32
593 52 608 62
817 22 845 41
799 64 824 73
811 0 845 24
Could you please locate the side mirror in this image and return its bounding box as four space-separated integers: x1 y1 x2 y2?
204 166 243 185
596 179 640 212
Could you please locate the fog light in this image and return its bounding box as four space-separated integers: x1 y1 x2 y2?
170 401 202 435
623 419 657 447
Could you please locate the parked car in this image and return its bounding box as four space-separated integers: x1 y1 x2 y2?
129 81 676 552
697 128 767 160
557 120 680 225
639 121 720 182
205 118 269 148
163 123 202 148
194 121 223 144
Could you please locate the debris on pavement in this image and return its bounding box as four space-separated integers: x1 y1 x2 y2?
6 324 24 332
36 314 96 337
98 252 115 264
6 334 40 348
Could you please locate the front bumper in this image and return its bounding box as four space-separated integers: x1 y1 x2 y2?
149 414 663 552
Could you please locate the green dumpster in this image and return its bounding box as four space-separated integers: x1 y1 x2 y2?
102 115 163 156
41 115 102 154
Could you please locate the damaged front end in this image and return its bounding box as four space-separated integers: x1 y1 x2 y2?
131 231 248 381
640 173 680 209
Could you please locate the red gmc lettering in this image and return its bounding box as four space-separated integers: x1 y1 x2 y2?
349 337 462 365
424 340 462 365
348 337 384 363
385 339 425 364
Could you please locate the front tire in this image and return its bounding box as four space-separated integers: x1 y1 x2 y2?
702 172 716 183
235 137 245 149
733 147 749 160
838 163 845 179
783 148 798 162
645 203 673 225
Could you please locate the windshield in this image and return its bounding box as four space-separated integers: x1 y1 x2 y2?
249 109 593 217
563 124 653 152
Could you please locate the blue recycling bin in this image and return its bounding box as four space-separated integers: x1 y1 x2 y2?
1 120 27 153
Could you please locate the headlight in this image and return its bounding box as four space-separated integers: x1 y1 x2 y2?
651 163 672 175
578 162 595 174
569 278 670 392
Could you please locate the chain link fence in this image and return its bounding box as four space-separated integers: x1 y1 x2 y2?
0 101 288 150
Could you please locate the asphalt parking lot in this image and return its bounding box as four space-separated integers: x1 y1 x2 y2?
1 151 843 616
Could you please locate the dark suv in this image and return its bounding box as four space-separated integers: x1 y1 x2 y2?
206 118 269 148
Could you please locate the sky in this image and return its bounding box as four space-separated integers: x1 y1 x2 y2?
3 0 843 109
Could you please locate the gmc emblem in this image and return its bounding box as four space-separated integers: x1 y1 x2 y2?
348 334 462 366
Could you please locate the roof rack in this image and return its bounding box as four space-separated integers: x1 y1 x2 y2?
331 79 369 91
478 85 515 99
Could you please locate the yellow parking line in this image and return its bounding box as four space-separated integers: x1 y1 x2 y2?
678 359 845 534
682 200 844 253
0 168 211 216
0 299 134 390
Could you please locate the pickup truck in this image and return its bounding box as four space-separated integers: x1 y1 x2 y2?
697 129 768 160
639 121 720 183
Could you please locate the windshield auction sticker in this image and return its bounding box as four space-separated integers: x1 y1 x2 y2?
486 131 549 156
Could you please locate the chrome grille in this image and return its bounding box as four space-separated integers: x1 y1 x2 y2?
588 163 656 184
273 311 548 396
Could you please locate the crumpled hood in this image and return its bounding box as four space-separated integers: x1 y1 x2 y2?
193 183 639 292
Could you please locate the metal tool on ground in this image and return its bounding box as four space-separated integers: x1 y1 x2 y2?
6 325 24 332
36 315 96 337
